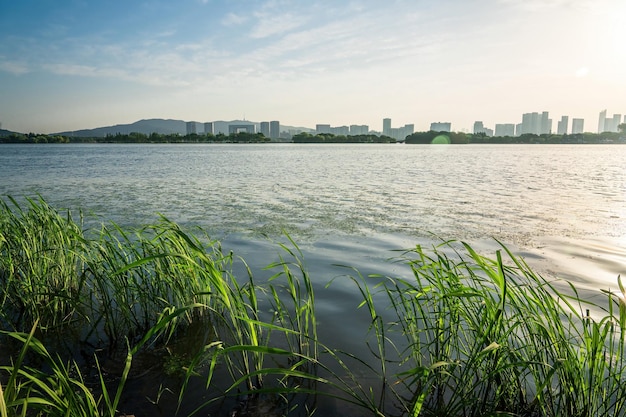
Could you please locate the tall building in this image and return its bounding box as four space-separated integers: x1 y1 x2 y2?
270 121 280 139
473 121 485 134
349 125 369 135
260 122 270 137
430 122 451 132
606 114 622 133
495 124 515 137
186 121 197 135
383 118 391 136
203 122 213 135
571 118 584 134
557 116 569 135
520 112 551 135
541 111 552 135
598 111 623 133
598 110 607 133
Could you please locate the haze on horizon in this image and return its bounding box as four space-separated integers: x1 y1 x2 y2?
0 0 624 134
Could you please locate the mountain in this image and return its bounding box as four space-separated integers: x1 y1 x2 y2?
0 128 18 137
55 119 313 137
56 119 187 137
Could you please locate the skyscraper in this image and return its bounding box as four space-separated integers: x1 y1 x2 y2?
203 122 213 135
186 121 197 135
557 116 569 135
383 118 391 136
495 124 515 137
598 110 607 133
270 121 280 139
541 112 552 135
520 112 551 135
571 118 584 134
473 121 485 134
607 114 622 132
260 122 270 137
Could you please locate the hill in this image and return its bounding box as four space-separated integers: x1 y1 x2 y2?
55 119 313 137
0 128 18 137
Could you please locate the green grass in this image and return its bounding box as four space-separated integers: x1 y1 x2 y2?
1 197 626 416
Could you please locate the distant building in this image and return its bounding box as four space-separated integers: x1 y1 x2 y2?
316 124 331 134
331 126 349 136
557 116 569 135
473 121 485 134
571 118 584 134
539 111 552 135
349 125 369 135
270 121 280 139
228 124 255 134
186 121 197 135
430 122 451 132
598 109 607 133
598 110 622 133
495 124 515 137
520 112 551 135
607 114 622 132
260 122 270 137
383 118 391 136
203 122 213 135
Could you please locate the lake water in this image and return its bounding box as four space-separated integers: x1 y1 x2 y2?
2 143 626 414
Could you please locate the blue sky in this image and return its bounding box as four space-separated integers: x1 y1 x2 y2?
1 0 624 133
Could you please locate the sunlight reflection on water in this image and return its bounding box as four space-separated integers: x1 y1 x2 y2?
1 142 625 296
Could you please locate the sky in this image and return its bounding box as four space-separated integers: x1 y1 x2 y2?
0 0 625 134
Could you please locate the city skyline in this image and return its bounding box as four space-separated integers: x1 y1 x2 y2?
3 109 625 137
1 0 625 134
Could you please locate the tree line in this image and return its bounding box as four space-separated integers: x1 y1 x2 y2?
2 125 625 144
291 132 395 143
0 131 270 144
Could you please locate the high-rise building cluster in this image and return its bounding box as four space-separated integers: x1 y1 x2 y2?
383 118 414 140
316 124 369 136
186 120 281 138
182 109 623 142
472 109 623 138
474 112 583 137
598 110 623 133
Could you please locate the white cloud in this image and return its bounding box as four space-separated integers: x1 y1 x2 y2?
0 59 30 75
249 12 308 39
221 12 248 26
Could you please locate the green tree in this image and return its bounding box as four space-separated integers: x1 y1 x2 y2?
619 123 626 134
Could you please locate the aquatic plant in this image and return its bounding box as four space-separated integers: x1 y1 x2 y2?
360 241 626 417
1 197 626 416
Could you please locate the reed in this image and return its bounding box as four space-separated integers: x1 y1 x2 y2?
0 196 88 331
2 197 626 416
368 241 626 417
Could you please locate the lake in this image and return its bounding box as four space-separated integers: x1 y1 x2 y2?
1 142 626 414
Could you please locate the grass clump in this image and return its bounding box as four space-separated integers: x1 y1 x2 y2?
1 197 626 416
364 241 626 417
